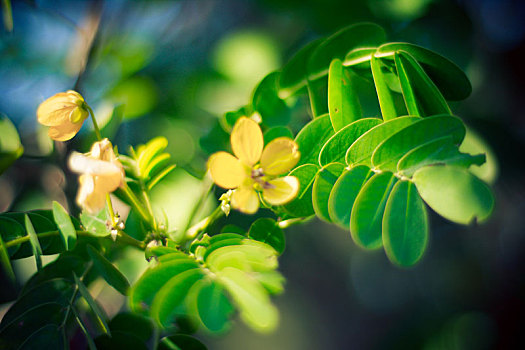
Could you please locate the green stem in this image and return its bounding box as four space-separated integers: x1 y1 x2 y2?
180 205 224 245
278 215 314 229
84 104 102 141
4 229 145 250
119 183 154 229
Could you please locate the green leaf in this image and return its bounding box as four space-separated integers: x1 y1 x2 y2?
395 51 452 116
72 306 97 350
95 331 148 350
151 268 204 328
24 215 43 271
370 54 400 120
101 104 125 139
459 127 499 184
263 126 294 145
203 235 244 261
328 165 373 229
346 116 421 166
191 279 234 333
52 201 77 251
137 137 168 177
18 324 65 350
343 47 377 69
328 59 362 131
279 38 323 99
87 245 130 295
294 114 334 166
252 72 291 126
383 181 429 266
306 76 329 117
308 23 387 80
350 171 398 249
206 241 278 273
0 114 24 175
319 118 382 166
371 115 466 171
253 271 285 295
217 267 278 333
412 165 494 224
312 162 345 222
282 164 319 217
80 210 110 237
74 273 111 335
397 136 486 177
0 233 14 281
129 258 199 313
248 218 285 255
159 334 208 350
375 42 472 101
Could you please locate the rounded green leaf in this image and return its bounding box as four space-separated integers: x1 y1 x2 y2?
0 216 24 256
345 116 421 166
350 171 398 249
80 210 110 237
252 72 290 127
375 42 472 101
191 279 234 333
397 136 485 177
308 23 387 80
87 245 130 295
217 267 278 333
206 241 278 273
282 163 319 217
18 324 64 350
52 201 77 251
151 268 204 328
328 59 362 131
412 165 494 224
319 118 382 166
312 162 345 222
248 218 285 255
371 115 465 171
129 258 199 313
108 312 153 343
279 38 323 99
159 334 208 350
95 331 148 350
383 181 429 266
294 114 334 166
328 165 373 229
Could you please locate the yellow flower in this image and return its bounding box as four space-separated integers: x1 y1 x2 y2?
68 138 124 214
208 117 301 214
37 90 89 141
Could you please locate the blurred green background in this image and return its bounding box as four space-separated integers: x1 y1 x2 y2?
1 0 525 349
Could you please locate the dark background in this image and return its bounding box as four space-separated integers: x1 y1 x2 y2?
1 0 524 349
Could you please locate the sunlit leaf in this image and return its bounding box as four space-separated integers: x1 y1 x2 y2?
350 171 397 249
294 114 334 166
159 334 208 350
52 201 77 251
312 162 345 222
375 42 471 101
0 114 23 175
151 268 204 328
397 136 485 177
328 165 373 229
346 116 420 166
80 210 110 237
217 267 279 333
319 118 382 166
252 72 291 126
328 59 362 131
24 215 43 271
383 181 428 266
0 233 14 281
190 279 234 333
371 115 465 171
413 165 494 224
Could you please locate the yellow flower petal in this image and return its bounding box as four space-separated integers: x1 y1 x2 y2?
231 117 263 166
260 137 300 176
262 176 299 206
231 186 260 214
208 151 247 189
69 106 88 123
48 120 83 141
69 152 122 176
77 174 107 214
37 91 84 126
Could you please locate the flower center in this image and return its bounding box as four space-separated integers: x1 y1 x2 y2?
251 167 275 190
